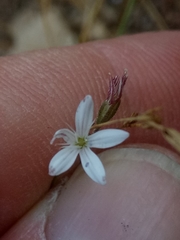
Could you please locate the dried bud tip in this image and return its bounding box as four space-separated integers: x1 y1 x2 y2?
107 69 128 105
122 69 128 86
95 70 128 128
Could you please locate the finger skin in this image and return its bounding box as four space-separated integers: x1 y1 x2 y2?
1 31 180 235
2 146 180 240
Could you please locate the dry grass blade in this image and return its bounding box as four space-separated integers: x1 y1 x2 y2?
140 0 168 30
68 0 85 10
91 108 180 154
38 0 52 12
91 108 160 129
161 128 180 153
37 0 55 46
79 0 104 43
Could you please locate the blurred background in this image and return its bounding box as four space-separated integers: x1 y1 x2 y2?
0 0 179 55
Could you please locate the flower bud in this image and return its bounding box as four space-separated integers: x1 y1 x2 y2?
96 70 128 125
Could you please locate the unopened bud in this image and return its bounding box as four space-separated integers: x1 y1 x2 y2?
96 70 128 125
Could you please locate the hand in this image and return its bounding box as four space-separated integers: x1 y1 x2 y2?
1 31 180 239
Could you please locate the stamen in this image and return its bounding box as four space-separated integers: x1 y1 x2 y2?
75 137 87 148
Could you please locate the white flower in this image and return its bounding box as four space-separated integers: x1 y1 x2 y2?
49 95 129 185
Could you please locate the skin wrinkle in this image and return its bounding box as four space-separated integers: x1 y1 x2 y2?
63 51 108 117
95 33 180 70
59 75 80 113
127 38 174 57
1 83 47 125
151 69 178 125
1 58 33 80
137 46 178 106
140 62 166 108
50 50 90 109
2 55 67 133
53 96 74 131
148 48 172 65
126 32 172 48
1 82 25 109
154 45 180 63
70 51 105 100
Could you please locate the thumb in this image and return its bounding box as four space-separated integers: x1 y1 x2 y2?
2 146 180 240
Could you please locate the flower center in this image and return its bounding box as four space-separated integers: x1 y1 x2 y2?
76 137 87 148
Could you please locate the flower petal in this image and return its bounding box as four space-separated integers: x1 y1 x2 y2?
50 129 76 145
79 147 106 185
88 129 129 148
75 95 94 137
49 146 79 176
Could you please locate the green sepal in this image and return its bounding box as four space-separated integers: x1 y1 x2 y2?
96 100 120 125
